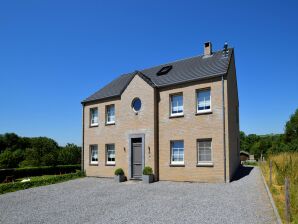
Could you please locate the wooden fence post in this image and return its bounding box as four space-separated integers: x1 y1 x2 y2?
269 160 272 186
285 177 291 223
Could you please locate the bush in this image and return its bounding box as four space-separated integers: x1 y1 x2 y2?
243 161 258 166
114 168 124 176
143 166 153 175
0 171 85 194
0 164 81 183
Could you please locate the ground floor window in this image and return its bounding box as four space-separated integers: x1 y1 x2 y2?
90 145 98 165
198 140 212 165
171 140 184 165
106 144 115 165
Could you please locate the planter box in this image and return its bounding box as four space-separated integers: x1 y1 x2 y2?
114 175 126 183
142 174 154 184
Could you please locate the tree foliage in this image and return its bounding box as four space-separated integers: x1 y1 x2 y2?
0 133 81 168
240 108 298 158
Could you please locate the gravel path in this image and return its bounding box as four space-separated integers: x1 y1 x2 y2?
0 167 277 224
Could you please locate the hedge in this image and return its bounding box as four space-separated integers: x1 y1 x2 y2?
0 165 81 182
0 171 85 194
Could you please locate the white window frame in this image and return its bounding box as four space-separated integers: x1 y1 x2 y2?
90 107 99 126
106 144 115 165
197 139 213 166
197 89 211 114
170 94 184 117
90 145 98 165
170 140 184 165
106 105 115 124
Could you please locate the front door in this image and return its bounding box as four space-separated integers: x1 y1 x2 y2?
131 138 142 179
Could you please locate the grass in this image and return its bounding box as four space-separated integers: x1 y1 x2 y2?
260 152 298 223
243 161 258 166
0 170 85 195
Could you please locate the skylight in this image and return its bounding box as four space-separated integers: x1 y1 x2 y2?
157 65 172 76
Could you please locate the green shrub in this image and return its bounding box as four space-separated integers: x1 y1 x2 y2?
243 161 258 166
0 164 81 182
114 168 124 176
0 171 85 194
143 166 153 175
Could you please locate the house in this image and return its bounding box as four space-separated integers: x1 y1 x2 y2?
240 151 250 162
81 42 240 183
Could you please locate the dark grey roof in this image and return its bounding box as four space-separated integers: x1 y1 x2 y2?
82 49 233 104
82 72 135 103
140 49 232 87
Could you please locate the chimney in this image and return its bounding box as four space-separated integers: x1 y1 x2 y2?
204 41 212 56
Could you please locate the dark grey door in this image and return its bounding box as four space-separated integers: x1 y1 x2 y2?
131 138 142 179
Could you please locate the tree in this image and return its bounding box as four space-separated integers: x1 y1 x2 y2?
285 109 298 147
58 144 81 165
240 131 249 152
0 149 18 168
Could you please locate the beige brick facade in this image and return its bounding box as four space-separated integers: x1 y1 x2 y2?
82 54 239 183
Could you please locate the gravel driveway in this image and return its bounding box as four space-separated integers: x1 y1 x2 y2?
0 167 277 224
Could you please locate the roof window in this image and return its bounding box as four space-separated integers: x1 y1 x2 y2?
157 65 172 76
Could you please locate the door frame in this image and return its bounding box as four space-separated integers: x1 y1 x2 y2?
128 134 145 179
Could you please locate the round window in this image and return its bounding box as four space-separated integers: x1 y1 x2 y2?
132 98 142 112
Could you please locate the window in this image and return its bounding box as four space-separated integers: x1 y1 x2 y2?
171 140 184 165
106 105 115 124
198 140 212 165
157 65 172 76
106 144 115 165
170 94 183 116
197 89 211 113
132 98 142 112
90 145 98 165
90 108 98 126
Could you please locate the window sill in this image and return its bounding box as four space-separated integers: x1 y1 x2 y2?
195 111 212 115
169 114 184 119
105 163 115 166
197 162 214 167
169 164 185 167
105 122 115 126
89 163 98 166
89 124 99 128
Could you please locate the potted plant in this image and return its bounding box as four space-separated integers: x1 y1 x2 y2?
114 168 125 182
142 166 154 184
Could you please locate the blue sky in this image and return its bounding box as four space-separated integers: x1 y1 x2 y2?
0 1 297 146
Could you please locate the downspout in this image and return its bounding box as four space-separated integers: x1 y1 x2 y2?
82 104 85 173
222 74 227 183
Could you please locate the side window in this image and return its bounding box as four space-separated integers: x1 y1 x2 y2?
171 140 184 165
90 145 98 165
197 140 213 165
106 105 115 124
106 144 115 165
90 108 99 126
170 94 183 116
197 89 211 113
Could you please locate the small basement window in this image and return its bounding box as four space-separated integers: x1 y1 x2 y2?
157 65 172 76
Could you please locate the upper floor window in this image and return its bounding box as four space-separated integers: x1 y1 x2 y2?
90 108 98 126
197 89 211 113
106 105 115 124
170 94 183 116
171 140 184 165
197 140 213 166
106 144 115 165
90 145 98 165
132 98 142 112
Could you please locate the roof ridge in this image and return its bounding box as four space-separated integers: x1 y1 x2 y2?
140 48 233 72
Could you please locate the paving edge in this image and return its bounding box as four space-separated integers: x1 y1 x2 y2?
259 167 283 224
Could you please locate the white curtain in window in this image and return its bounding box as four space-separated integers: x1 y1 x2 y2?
172 95 183 114
198 90 210 110
198 141 211 161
